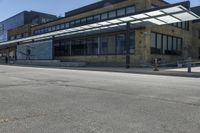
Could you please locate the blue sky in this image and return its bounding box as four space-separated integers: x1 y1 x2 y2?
0 0 199 21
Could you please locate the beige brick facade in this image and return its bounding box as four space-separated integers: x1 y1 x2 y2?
8 24 31 40
192 22 200 59
2 0 200 66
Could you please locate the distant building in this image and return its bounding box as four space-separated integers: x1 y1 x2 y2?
0 11 57 42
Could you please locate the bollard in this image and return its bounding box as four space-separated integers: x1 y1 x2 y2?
187 57 192 73
154 58 159 71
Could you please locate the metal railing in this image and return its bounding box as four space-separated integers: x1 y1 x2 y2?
153 58 200 73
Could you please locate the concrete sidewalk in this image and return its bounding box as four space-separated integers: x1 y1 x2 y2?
1 64 200 78
62 66 200 78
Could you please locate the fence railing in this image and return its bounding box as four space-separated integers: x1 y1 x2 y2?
153 58 200 73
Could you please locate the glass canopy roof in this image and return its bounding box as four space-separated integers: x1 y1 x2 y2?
0 2 199 46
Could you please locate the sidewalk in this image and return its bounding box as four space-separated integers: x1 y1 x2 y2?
1 63 200 78
63 66 200 78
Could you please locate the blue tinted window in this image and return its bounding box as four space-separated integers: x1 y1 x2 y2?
81 18 87 24
48 27 52 32
101 13 108 20
70 21 75 27
109 11 116 18
56 25 60 30
126 6 135 14
94 15 100 21
65 23 69 28
75 20 80 25
87 17 93 23
60 24 65 29
117 8 125 16
52 26 56 31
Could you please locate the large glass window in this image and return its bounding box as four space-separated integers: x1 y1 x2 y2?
108 36 116 54
126 6 135 14
151 32 161 54
10 36 15 40
171 21 189 30
130 32 135 54
87 38 98 55
151 32 182 55
94 15 100 22
100 35 116 55
23 33 28 38
54 32 135 56
65 40 71 56
172 37 177 51
65 23 69 28
157 34 162 49
48 27 52 32
162 35 167 54
16 34 22 39
167 36 172 51
60 24 65 29
101 36 108 55
87 17 93 23
177 22 182 28
75 20 81 25
81 18 87 24
116 34 125 54
71 40 86 56
52 26 56 31
56 25 60 30
101 13 108 20
186 22 189 30
182 22 186 30
70 21 75 27
117 8 126 16
109 11 116 18
54 42 60 56
151 33 156 48
130 32 135 49
60 42 65 56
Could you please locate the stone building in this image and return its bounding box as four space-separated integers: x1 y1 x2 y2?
0 0 200 66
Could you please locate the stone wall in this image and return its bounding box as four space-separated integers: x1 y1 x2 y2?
191 22 200 59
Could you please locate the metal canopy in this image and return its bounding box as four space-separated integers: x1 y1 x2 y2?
0 1 199 46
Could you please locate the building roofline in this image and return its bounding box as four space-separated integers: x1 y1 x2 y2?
32 0 126 28
0 11 26 23
32 1 190 28
65 0 127 17
65 0 171 18
28 10 57 18
0 10 57 24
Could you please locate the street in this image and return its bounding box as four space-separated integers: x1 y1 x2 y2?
0 65 200 133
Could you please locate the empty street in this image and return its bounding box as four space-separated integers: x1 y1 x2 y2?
0 65 200 133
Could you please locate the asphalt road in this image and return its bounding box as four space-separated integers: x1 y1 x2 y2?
0 65 200 133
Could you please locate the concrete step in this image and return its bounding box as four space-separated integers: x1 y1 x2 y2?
15 60 86 67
